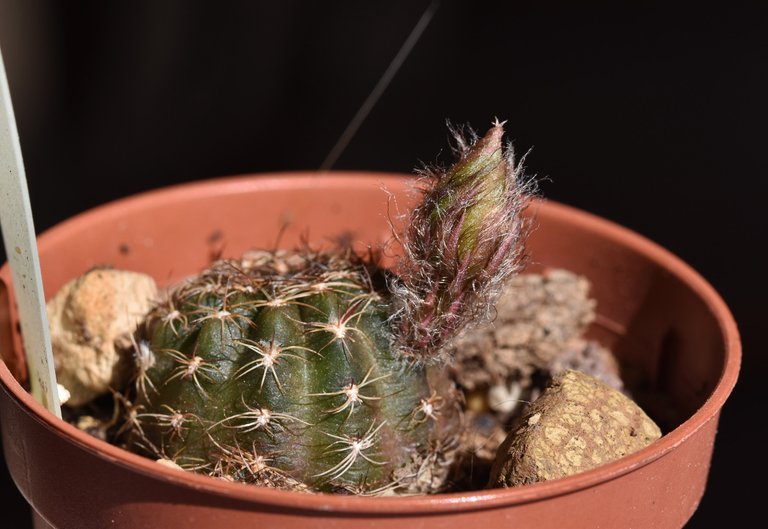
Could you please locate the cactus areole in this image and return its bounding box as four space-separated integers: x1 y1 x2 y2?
121 122 530 494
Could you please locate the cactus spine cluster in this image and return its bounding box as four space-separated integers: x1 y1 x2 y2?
120 121 529 495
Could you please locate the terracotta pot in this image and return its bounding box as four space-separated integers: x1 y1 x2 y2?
0 173 740 529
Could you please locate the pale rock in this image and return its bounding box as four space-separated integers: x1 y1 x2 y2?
47 268 157 406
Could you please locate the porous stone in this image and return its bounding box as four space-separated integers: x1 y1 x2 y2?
449 270 625 489
449 269 598 391
47 267 158 406
488 370 661 487
550 338 624 392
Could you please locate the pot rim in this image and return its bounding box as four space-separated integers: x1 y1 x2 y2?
0 171 741 514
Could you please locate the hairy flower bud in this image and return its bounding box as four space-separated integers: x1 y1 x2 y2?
393 120 533 361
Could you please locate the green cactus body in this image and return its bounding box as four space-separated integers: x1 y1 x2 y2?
128 250 454 493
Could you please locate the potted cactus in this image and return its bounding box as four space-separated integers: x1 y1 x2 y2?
81 120 530 494
0 121 740 528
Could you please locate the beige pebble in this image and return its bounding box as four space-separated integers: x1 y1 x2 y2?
488 370 661 487
47 267 157 406
156 458 185 471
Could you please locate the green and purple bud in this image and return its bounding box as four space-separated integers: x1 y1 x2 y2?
393 120 532 361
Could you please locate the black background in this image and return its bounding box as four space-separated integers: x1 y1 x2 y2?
0 2 765 527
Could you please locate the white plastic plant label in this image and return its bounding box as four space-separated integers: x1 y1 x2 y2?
0 48 61 417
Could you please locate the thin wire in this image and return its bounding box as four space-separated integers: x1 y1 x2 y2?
320 0 441 171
